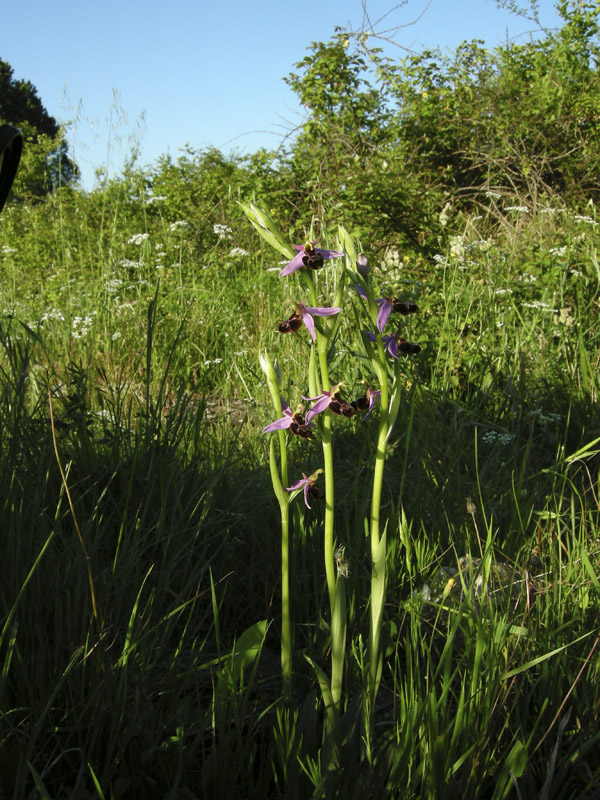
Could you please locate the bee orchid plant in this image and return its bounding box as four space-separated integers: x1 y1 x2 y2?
241 202 421 735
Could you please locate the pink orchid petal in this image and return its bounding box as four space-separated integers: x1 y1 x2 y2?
286 477 307 491
385 335 399 359
316 248 344 260
303 483 313 508
285 475 314 509
305 392 332 423
376 298 393 332
279 253 305 276
302 311 317 342
263 405 294 433
304 306 341 317
263 417 292 433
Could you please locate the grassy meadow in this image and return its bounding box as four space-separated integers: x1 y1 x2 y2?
2 6 600 792
0 174 598 799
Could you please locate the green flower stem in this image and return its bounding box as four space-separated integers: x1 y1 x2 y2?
261 353 292 701
321 414 336 612
305 270 342 708
304 273 336 610
274 433 292 702
368 339 390 710
330 575 347 710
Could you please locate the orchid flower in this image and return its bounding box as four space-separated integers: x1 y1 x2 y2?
351 387 381 419
355 285 392 332
365 330 399 359
285 469 324 509
303 388 334 423
262 397 313 437
280 241 344 277
303 385 355 421
278 300 341 342
365 331 420 358
356 286 418 332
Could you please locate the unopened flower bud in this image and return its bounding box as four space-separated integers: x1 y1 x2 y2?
357 253 369 275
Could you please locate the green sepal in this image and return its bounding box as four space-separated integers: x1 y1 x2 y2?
239 202 295 259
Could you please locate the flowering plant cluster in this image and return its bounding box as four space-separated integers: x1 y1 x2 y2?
241 203 421 733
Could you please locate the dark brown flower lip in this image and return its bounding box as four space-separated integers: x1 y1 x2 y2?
395 337 421 354
391 299 418 315
277 312 302 333
329 392 356 418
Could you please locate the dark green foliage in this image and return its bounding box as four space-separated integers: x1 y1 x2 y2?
0 59 59 139
274 1 600 251
383 1 600 205
0 58 78 196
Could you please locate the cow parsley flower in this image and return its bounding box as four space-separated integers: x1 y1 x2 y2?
127 233 150 245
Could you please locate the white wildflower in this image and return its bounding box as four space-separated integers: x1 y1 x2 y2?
105 277 123 293
384 248 402 268
40 308 65 323
229 247 249 257
170 220 189 231
522 301 556 311
213 223 233 240
127 233 150 245
573 214 598 225
549 246 567 257
482 430 515 445
504 205 529 213
530 409 561 424
439 202 452 227
72 314 94 339
449 235 465 259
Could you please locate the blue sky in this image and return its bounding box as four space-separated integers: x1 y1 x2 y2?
2 0 562 190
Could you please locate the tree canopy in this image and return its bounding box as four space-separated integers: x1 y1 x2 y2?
0 58 78 195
